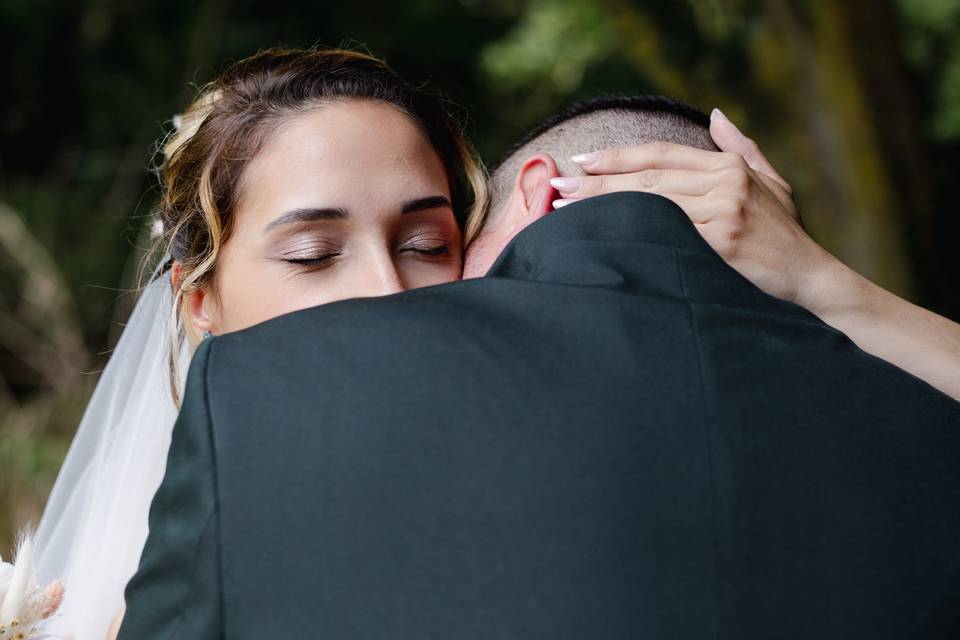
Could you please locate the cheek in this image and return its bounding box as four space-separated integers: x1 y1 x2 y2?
399 257 463 288
462 235 505 279
218 272 337 332
212 245 317 333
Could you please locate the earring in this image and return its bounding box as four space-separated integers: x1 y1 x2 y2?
202 330 212 340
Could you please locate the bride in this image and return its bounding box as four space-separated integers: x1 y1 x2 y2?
32 47 488 640
26 47 960 640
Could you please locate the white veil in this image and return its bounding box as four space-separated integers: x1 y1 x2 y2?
33 263 189 640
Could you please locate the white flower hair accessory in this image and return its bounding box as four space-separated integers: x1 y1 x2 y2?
0 532 64 639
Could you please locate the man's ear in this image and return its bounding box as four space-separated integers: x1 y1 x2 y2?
462 154 559 280
513 153 560 224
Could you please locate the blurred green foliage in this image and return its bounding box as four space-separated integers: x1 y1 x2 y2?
1 0 958 553
898 0 960 137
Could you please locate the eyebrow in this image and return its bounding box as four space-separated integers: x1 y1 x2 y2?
264 207 347 231
401 195 452 214
264 195 453 232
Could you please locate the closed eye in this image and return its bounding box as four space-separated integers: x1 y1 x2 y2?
400 228 453 258
407 246 449 256
284 253 341 267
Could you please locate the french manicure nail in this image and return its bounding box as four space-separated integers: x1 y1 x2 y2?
552 199 573 209
550 177 581 193
570 152 600 166
712 107 731 123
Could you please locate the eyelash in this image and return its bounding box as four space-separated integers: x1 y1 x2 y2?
401 231 451 258
284 253 341 268
283 244 450 269
404 245 450 257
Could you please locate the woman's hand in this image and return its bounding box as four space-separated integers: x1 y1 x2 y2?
551 110 960 401
550 108 839 311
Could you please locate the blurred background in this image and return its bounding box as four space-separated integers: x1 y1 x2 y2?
1 0 958 552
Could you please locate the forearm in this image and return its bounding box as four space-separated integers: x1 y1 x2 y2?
803 259 960 401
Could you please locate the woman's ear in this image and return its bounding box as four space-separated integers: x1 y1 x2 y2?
183 287 214 336
170 261 184 292
172 261 215 337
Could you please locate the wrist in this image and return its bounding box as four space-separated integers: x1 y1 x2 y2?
795 250 872 322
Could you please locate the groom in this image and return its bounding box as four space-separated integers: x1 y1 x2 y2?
120 98 960 638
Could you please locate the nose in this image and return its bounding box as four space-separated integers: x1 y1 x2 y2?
355 248 404 298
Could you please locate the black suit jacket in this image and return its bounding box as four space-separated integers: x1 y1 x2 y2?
120 192 960 639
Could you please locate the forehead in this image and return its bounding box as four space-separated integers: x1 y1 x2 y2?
235 100 449 227
274 100 437 164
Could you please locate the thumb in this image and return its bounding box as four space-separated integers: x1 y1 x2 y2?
710 108 791 194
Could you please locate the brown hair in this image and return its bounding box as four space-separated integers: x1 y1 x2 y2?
155 48 488 405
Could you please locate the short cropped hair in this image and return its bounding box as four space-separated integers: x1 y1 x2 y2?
488 95 718 216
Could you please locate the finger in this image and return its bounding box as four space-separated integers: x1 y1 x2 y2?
661 194 721 224
753 171 803 226
639 192 733 225
550 169 722 199
552 198 579 209
709 108 791 194
571 141 724 174
753 170 788 202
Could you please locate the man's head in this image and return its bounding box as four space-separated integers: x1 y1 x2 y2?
463 96 717 278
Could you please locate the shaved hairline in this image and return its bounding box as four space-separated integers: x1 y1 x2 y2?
487 96 718 221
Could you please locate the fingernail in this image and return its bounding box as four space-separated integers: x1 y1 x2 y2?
552 199 574 209
550 177 581 193
570 152 600 166
712 108 735 128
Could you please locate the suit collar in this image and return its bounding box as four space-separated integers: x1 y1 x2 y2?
487 192 715 281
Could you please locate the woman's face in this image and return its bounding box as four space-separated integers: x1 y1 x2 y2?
194 100 463 335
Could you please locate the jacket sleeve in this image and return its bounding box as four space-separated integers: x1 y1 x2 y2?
118 338 222 639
